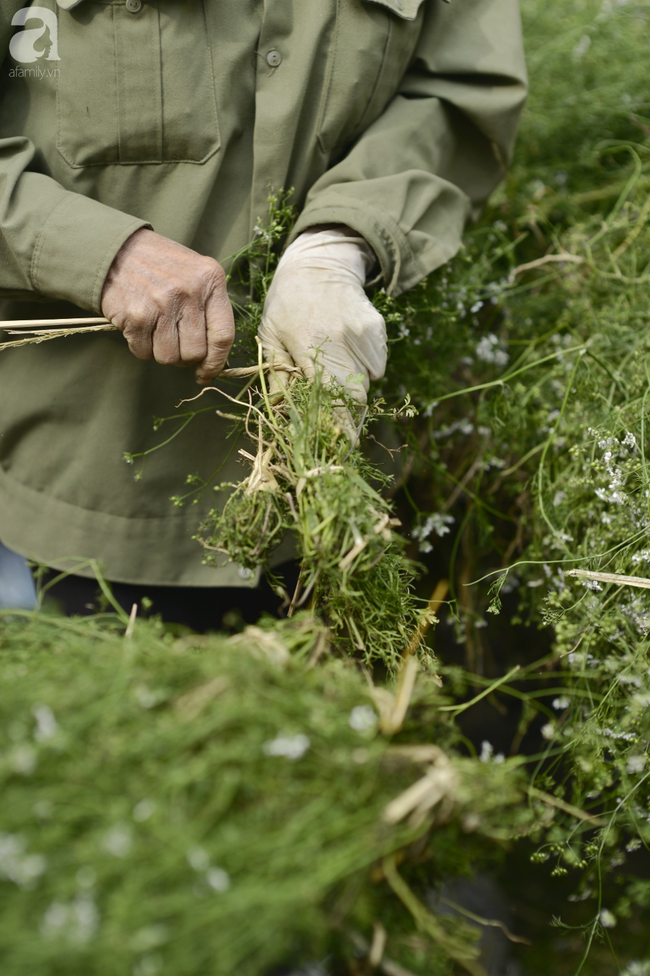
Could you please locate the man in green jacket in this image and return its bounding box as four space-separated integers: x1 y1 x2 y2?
0 0 526 609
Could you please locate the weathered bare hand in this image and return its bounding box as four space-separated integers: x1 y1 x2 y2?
101 228 234 384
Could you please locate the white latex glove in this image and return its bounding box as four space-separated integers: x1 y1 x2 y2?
258 226 387 402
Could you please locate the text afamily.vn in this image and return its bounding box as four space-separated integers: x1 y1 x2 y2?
8 66 60 79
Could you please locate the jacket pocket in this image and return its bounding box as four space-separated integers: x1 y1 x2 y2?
56 0 220 167
316 0 426 155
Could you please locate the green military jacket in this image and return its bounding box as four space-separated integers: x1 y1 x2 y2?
0 0 526 586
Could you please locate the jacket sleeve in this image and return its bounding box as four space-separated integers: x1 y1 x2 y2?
0 10 149 312
290 0 527 296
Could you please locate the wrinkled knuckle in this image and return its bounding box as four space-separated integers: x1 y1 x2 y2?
123 301 153 328
181 316 206 339
161 282 187 308
210 258 226 281
210 334 231 356
209 321 234 348
203 258 226 287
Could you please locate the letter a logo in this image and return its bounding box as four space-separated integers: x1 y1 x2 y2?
9 7 60 64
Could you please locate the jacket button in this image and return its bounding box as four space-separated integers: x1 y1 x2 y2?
126 0 142 11
266 50 282 67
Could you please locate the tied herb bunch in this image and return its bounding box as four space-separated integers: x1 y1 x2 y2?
197 344 430 671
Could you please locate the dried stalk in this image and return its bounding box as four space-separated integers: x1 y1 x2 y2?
0 324 117 349
507 252 585 285
0 316 110 328
404 579 449 659
0 322 295 382
567 568 650 590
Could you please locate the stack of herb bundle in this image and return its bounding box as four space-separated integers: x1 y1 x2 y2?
0 611 527 976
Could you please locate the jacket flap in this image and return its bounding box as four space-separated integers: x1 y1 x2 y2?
55 0 427 18
362 0 427 21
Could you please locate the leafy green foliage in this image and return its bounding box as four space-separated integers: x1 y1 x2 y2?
370 0 650 968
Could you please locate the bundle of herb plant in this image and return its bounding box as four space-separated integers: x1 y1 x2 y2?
197 343 429 672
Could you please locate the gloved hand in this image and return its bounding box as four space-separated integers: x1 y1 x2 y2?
258 226 387 402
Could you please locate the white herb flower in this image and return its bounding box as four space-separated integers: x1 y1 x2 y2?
582 579 603 591
572 34 591 59
622 963 650 976
207 867 231 893
134 685 163 709
597 728 637 742
598 908 617 929
187 847 210 872
0 833 47 889
433 419 473 440
263 733 310 760
348 705 378 735
132 799 156 823
479 741 505 763
72 895 100 943
626 754 647 775
102 825 133 858
412 513 455 553
32 704 58 742
475 334 509 366
622 431 637 451
41 894 99 944
552 697 570 711
631 550 650 565
479 741 493 762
